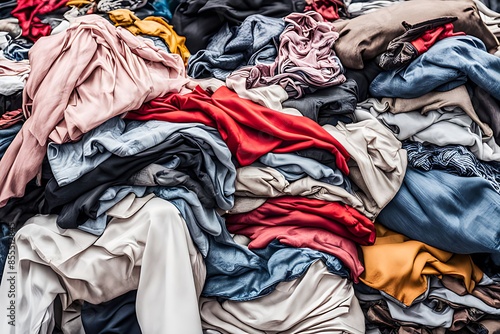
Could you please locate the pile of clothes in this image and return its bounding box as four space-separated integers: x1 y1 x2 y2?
0 0 499 333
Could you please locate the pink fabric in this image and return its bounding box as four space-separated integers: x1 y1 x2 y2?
0 15 190 206
228 224 364 281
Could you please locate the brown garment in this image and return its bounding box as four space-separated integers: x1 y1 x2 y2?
382 85 493 138
360 224 483 306
332 0 499 69
442 275 500 309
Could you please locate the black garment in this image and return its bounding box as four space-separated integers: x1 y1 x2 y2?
345 60 383 101
0 1 16 19
0 91 23 117
472 86 500 146
171 0 306 52
282 79 358 126
81 290 141 334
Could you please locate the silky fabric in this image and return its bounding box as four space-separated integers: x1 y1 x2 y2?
226 196 375 245
232 165 369 218
403 141 500 195
4 198 206 334
0 15 190 207
331 0 498 69
200 261 365 334
126 85 350 174
229 11 345 99
109 9 190 65
226 224 364 281
188 15 284 80
305 0 346 21
171 0 305 52
11 0 68 41
441 276 500 309
282 79 358 126
382 85 493 139
378 168 500 264
360 223 483 307
370 36 500 100
322 117 407 216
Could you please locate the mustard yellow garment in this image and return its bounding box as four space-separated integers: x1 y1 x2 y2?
360 223 483 306
109 9 190 66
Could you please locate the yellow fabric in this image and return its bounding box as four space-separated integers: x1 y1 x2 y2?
109 9 190 66
66 0 93 6
360 223 483 306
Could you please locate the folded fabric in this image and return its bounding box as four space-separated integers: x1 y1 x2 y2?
0 123 21 160
229 11 345 98
188 15 284 80
226 196 376 245
97 0 148 12
472 85 500 145
2 38 32 61
126 85 350 174
0 15 189 207
109 9 190 65
305 0 346 21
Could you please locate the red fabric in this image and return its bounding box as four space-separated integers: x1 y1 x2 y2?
411 22 465 54
226 224 364 281
226 196 375 246
12 0 68 42
305 0 345 21
126 86 350 174
0 109 24 129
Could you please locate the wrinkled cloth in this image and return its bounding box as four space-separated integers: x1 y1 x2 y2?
188 15 284 80
360 223 483 307
347 0 403 18
305 0 346 21
109 9 190 65
97 0 148 12
323 117 407 217
378 168 500 265
200 261 365 334
0 223 11 282
472 85 500 145
11 0 68 42
171 0 305 52
403 141 500 195
0 100 23 124
370 36 500 100
226 196 376 246
0 109 23 129
127 85 350 174
0 123 21 160
2 38 32 61
229 11 345 99
0 15 189 207
282 78 358 125
332 0 499 70
0 55 29 96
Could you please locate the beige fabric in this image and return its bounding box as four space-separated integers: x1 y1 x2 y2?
231 165 372 218
4 197 206 334
332 0 499 69
382 85 493 138
323 118 407 216
200 261 365 334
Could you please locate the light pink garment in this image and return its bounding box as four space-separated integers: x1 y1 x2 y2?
0 14 190 206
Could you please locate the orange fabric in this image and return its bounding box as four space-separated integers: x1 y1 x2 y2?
109 9 190 66
360 223 483 306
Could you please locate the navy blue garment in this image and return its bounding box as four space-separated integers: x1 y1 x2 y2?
3 38 32 62
0 123 22 160
187 15 284 80
0 223 12 282
370 36 500 100
378 168 500 265
81 290 141 334
403 141 500 195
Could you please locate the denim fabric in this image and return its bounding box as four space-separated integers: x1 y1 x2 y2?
370 36 500 100
48 119 236 211
0 123 21 160
142 35 170 52
187 15 284 80
403 141 500 195
378 168 500 264
0 223 11 282
79 186 147 236
82 290 141 334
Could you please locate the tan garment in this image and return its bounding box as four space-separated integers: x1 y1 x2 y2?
360 224 483 306
382 85 493 138
231 165 371 218
332 0 499 69
200 261 365 334
2 196 206 334
109 9 191 66
323 118 407 216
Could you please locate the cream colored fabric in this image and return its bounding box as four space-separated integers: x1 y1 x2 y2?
323 118 407 216
2 196 206 334
200 261 365 334
231 165 371 218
